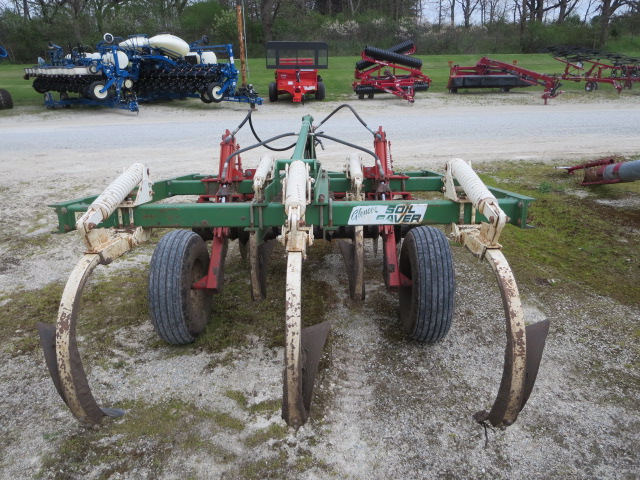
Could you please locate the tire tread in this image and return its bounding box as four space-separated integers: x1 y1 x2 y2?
400 226 454 343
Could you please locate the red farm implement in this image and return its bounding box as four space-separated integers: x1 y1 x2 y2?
557 156 640 186
352 40 431 103
448 57 563 104
266 41 328 103
546 46 640 93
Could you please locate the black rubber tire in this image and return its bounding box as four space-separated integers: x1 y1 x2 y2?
0 88 13 109
32 78 48 94
148 230 213 345
315 82 325 101
399 226 455 343
200 91 213 104
356 40 415 71
363 46 422 69
269 82 278 102
208 83 224 103
585 82 595 92
87 81 111 101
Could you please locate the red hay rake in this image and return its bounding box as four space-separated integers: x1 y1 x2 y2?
352 40 431 103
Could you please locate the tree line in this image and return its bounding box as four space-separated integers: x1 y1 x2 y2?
0 0 638 62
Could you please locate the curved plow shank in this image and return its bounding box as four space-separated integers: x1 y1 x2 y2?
40 163 152 424
473 249 550 427
43 254 124 424
445 158 549 428
473 249 526 427
282 251 330 428
283 251 305 427
336 226 365 300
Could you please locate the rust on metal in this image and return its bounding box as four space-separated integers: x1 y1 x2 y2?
336 226 365 300
474 249 528 428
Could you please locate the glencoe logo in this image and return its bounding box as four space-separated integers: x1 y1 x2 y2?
348 204 427 225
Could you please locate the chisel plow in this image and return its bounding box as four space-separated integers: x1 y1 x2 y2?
39 105 549 430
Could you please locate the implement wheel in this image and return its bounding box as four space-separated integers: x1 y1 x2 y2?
200 90 213 104
269 82 278 102
0 88 13 109
87 81 111 101
315 82 325 101
399 226 455 343
148 230 212 345
208 83 224 103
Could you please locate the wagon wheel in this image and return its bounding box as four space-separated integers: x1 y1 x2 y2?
315 82 325 101
148 230 213 345
398 226 455 343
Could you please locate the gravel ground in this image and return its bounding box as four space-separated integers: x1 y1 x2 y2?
0 92 639 479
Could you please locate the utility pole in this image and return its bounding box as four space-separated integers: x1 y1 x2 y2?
236 0 248 89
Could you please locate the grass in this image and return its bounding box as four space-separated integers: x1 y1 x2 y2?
0 267 150 357
2 52 639 109
476 160 640 306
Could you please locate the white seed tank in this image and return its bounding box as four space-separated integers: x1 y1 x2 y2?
149 34 190 59
119 36 150 52
102 51 130 68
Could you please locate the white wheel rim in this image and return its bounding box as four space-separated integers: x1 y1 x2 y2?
94 85 108 100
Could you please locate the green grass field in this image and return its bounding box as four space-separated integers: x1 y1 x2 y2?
2 52 639 107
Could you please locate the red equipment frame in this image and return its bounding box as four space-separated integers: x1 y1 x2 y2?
551 53 640 93
352 42 431 104
448 57 563 104
266 41 328 103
